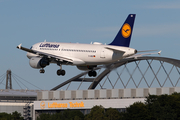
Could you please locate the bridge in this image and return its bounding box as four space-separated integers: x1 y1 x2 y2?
51 56 180 90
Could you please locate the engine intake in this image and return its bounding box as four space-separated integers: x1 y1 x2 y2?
29 57 49 69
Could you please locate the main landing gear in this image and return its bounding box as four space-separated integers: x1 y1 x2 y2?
56 64 66 76
57 69 65 76
88 70 97 77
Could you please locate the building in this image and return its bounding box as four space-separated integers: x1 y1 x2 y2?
0 87 180 120
34 87 180 120
0 89 38 120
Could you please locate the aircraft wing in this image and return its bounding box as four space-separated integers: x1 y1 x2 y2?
17 44 73 63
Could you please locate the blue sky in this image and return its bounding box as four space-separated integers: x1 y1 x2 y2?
0 1 180 90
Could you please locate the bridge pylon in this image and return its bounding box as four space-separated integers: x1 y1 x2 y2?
6 70 12 89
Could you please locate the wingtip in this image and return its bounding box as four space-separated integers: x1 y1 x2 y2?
158 50 161 55
17 44 22 49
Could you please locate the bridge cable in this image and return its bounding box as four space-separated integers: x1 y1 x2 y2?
12 72 42 90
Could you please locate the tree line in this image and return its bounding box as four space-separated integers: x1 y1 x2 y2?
37 92 180 120
0 111 23 120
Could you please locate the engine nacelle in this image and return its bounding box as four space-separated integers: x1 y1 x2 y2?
76 65 97 71
29 57 49 69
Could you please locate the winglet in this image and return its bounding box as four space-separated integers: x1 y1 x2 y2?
158 51 161 55
17 44 22 49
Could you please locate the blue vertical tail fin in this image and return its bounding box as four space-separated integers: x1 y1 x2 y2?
109 14 136 47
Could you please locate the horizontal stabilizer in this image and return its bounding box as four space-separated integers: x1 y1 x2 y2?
128 50 162 58
137 50 158 53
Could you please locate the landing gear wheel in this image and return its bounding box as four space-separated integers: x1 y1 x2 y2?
88 71 97 77
92 71 97 77
57 69 66 76
88 71 92 77
61 70 65 76
57 69 61 76
40 69 45 73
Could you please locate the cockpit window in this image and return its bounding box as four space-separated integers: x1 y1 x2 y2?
30 46 32 49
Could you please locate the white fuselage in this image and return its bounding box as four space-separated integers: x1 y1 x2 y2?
27 42 136 66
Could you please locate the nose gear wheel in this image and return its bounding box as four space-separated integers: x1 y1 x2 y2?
40 69 45 73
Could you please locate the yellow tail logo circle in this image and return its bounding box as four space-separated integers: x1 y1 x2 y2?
121 23 131 38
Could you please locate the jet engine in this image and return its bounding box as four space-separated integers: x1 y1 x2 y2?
76 65 97 71
29 57 49 69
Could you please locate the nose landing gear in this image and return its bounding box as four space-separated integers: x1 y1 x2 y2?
40 68 45 73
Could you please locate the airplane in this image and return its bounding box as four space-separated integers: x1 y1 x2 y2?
17 14 159 77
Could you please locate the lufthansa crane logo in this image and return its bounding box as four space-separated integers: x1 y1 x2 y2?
40 101 45 109
121 23 131 38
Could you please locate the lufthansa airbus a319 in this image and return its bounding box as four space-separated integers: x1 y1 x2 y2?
17 14 160 77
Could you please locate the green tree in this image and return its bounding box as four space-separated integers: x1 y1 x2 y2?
50 112 63 120
105 108 121 120
11 111 23 120
84 105 107 120
69 110 84 120
62 109 84 120
0 111 23 120
0 112 12 120
74 115 82 120
37 113 51 120
171 92 180 119
146 94 177 120
119 93 180 120
123 102 150 120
